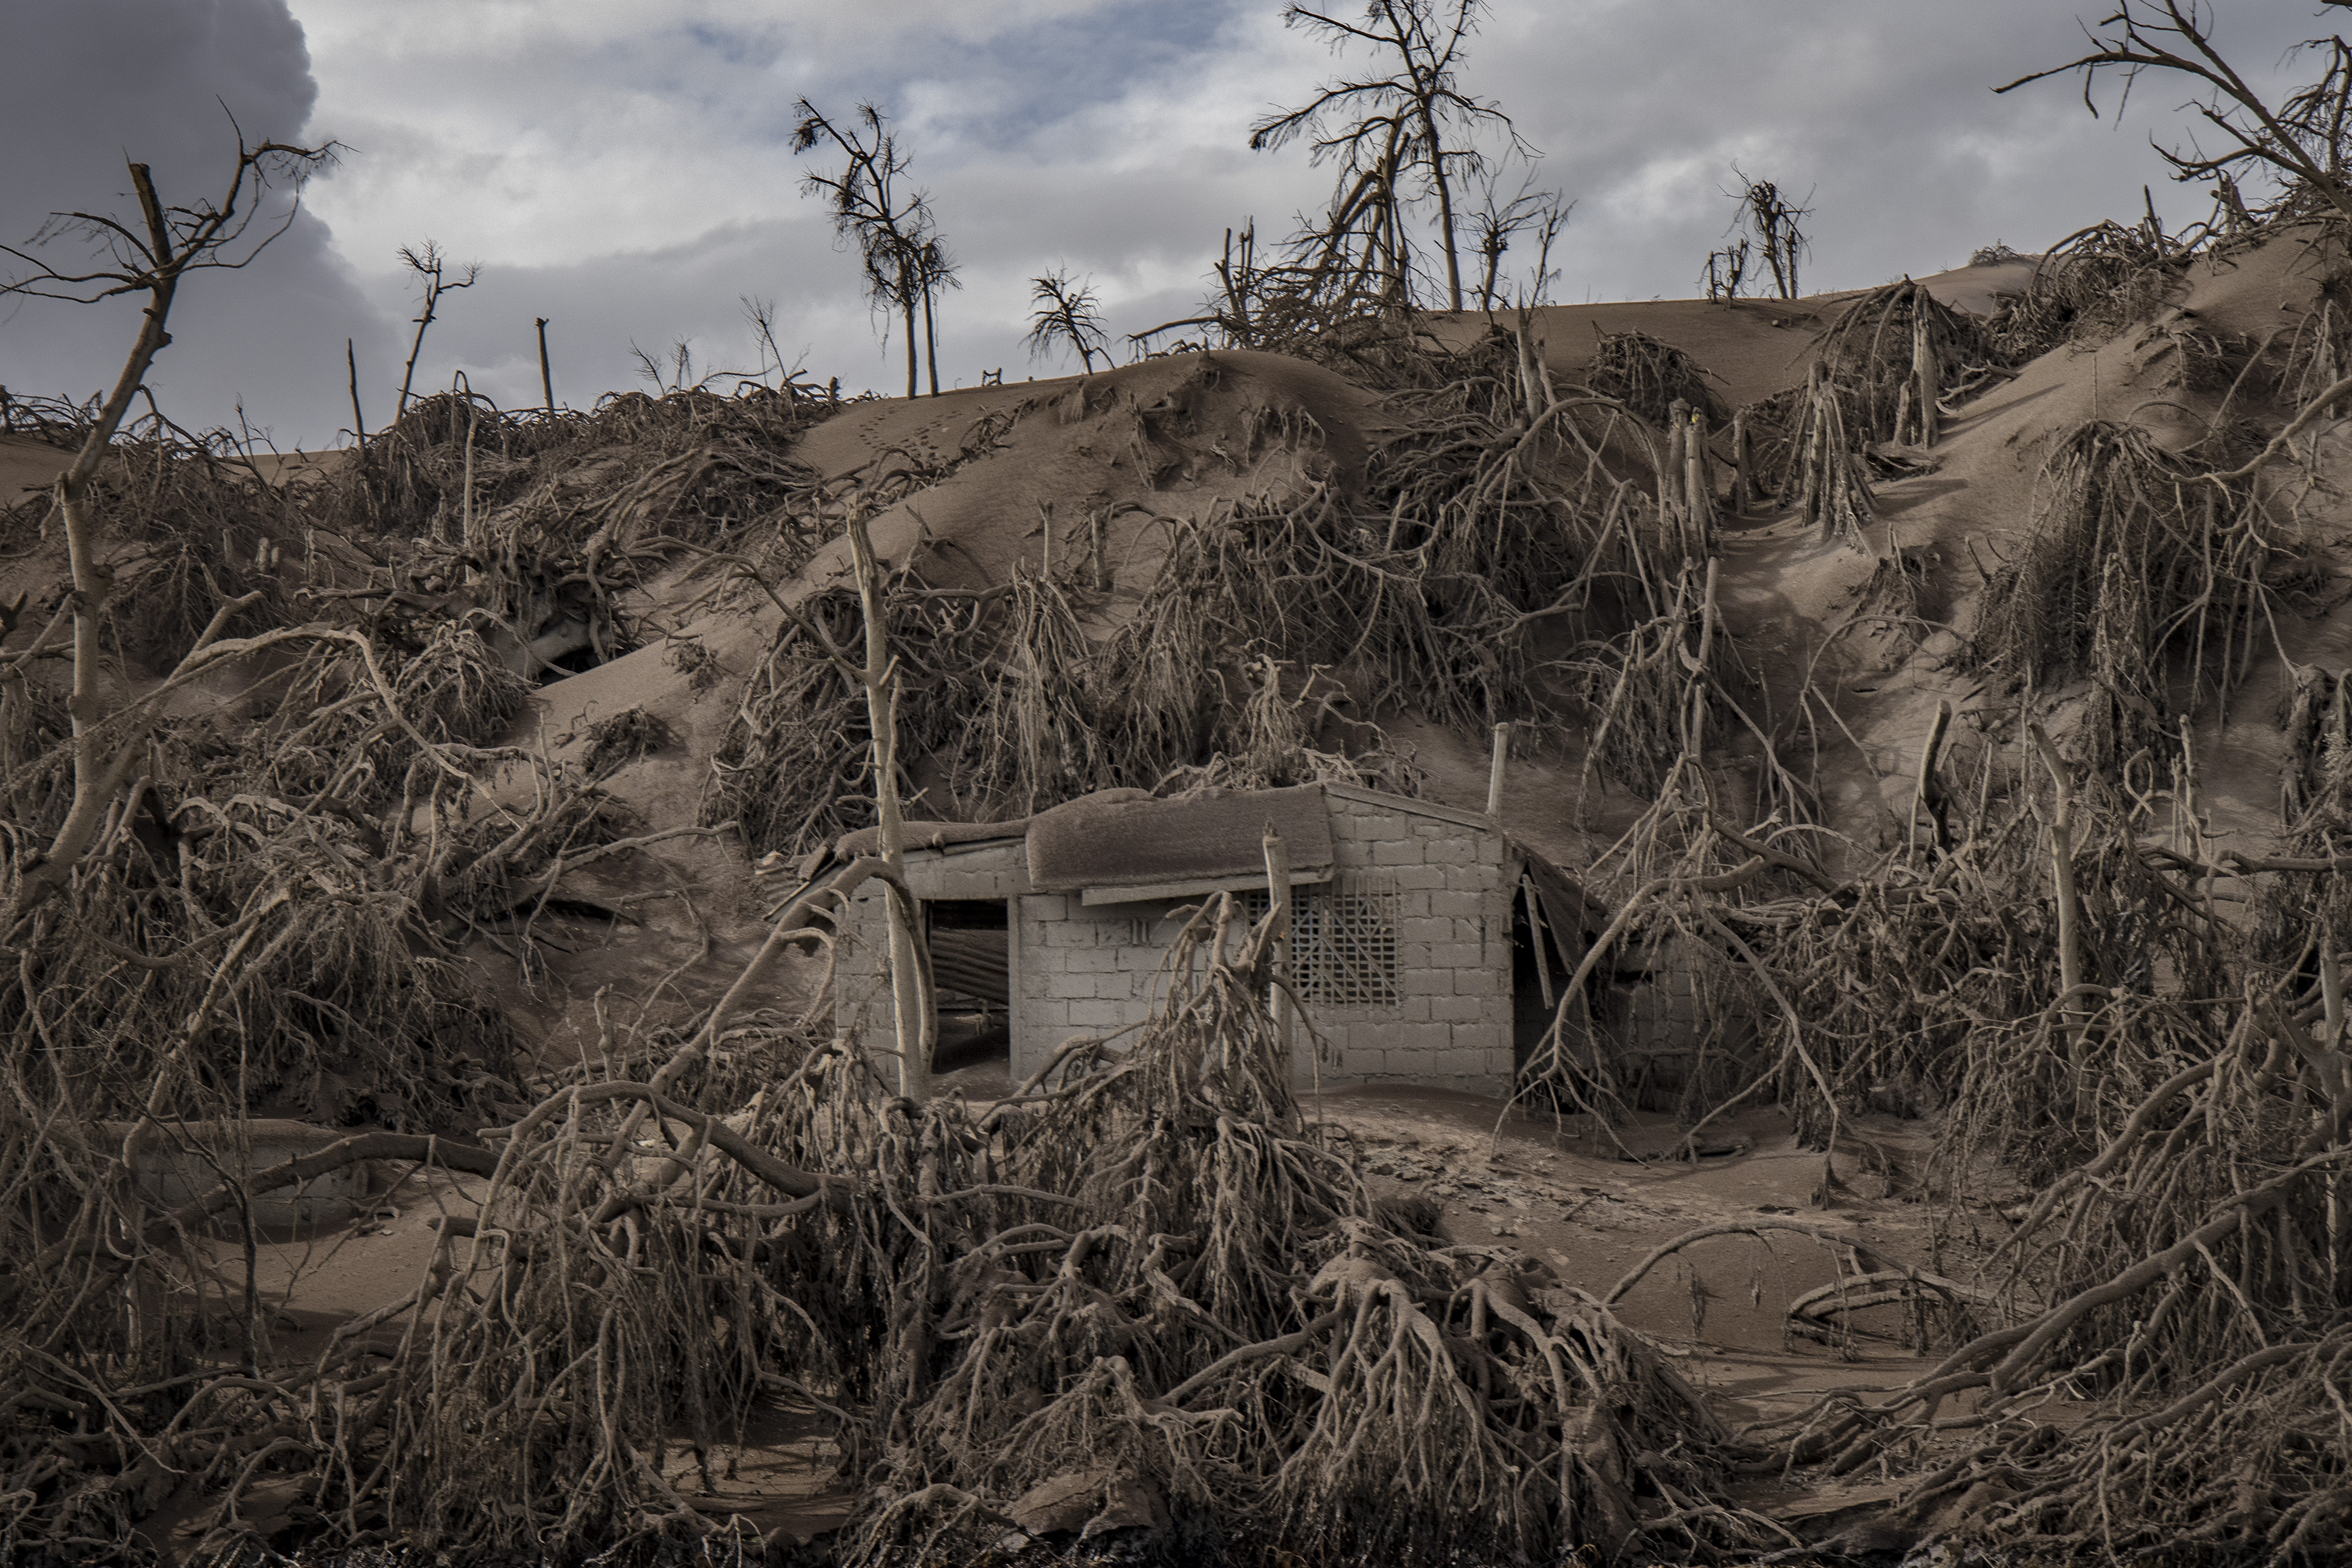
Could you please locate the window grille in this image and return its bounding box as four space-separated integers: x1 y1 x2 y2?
1241 874 1398 1008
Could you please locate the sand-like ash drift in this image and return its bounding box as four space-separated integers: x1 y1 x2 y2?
13 80 2352 1568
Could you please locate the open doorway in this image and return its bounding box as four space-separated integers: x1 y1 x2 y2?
925 899 1011 1093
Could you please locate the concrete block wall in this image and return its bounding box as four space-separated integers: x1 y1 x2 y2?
1312 788 1514 1096
832 788 1522 1098
1011 895 1188 1080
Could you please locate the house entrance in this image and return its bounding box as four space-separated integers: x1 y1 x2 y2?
924 900 1010 1078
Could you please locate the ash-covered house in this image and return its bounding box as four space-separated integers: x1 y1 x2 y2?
827 783 1605 1096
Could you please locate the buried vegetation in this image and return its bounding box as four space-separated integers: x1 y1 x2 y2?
15 34 2352 1568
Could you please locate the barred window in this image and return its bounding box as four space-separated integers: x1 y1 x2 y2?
1242 873 1399 1008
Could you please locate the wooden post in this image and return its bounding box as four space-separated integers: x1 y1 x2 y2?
535 317 555 413
345 338 366 440
1264 824 1293 1071
1486 721 1510 818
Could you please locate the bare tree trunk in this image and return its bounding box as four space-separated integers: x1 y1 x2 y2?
848 508 934 1096
346 337 366 439
1683 408 1712 554
10 165 180 925
2030 724 2089 1090
399 290 438 417
1417 97 1464 310
1665 397 1690 540
900 260 920 400
1913 296 1940 448
922 277 940 397
1264 825 1292 1074
1730 408 1750 512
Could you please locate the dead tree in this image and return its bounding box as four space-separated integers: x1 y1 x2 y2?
793 101 956 398
916 233 960 396
1999 2 2352 229
1730 172 1812 301
1251 0 1523 312
393 239 479 416
1025 267 1111 371
848 506 936 1095
1467 168 1572 310
0 133 338 925
1700 235 1751 303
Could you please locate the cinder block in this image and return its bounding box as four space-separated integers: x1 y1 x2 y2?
1398 966 1451 997
1452 1022 1509 1052
1430 890 1482 920
1442 865 1495 892
1431 993 1482 1023
1390 890 1432 919
1021 969 1050 998
1393 995 1431 1022
1068 948 1118 974
1432 942 1484 969
1023 895 1070 921
1475 837 1506 865
1391 865 1445 891
1424 838 1474 867
1347 1048 1386 1074
1067 998 1124 1028
1398 917 1451 945
1371 840 1425 867
1047 972 1096 1000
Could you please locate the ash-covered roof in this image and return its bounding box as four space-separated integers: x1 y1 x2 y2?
1025 784 1334 895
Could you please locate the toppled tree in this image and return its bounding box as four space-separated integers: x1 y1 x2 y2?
793 100 958 398
1024 266 1111 372
1250 0 1524 313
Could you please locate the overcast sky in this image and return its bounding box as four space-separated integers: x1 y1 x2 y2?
0 1 2333 449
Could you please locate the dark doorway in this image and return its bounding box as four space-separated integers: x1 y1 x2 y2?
926 900 1010 1085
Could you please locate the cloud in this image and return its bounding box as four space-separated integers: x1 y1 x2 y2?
11 1 2341 442
0 0 391 447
